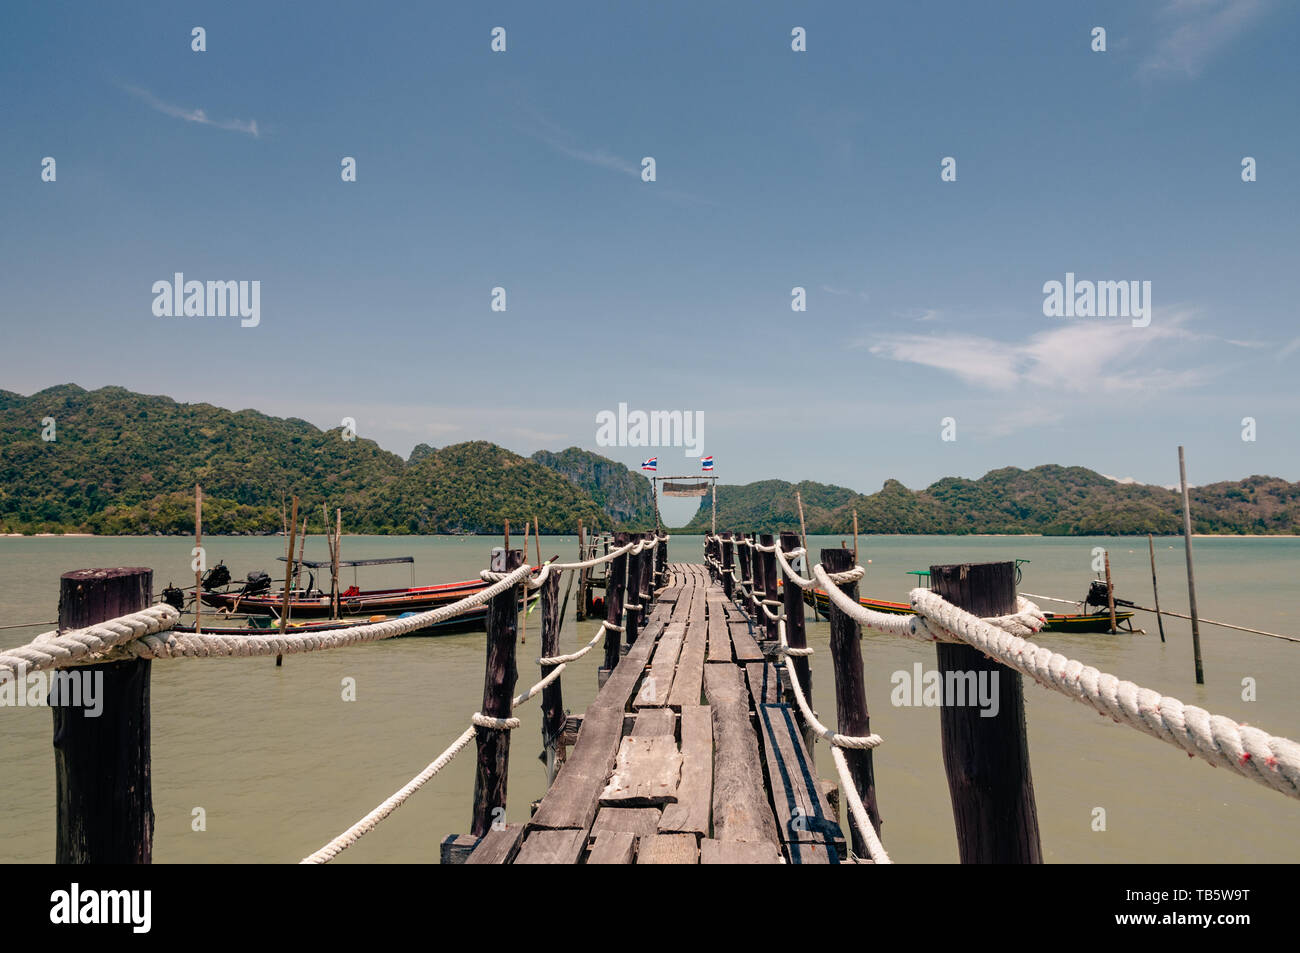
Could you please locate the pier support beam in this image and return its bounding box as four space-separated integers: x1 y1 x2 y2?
821 548 884 857
602 532 629 674
759 533 779 643
931 561 1042 864
54 567 155 864
624 539 642 650
539 561 565 784
472 548 523 837
780 532 814 753
720 533 735 598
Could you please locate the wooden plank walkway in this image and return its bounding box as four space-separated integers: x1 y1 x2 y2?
470 561 846 864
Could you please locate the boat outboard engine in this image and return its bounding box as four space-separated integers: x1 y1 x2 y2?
201 562 232 591
161 584 186 611
1084 578 1136 610
243 571 272 596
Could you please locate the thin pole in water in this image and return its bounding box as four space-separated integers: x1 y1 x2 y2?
1178 446 1205 684
194 484 202 636
1148 533 1166 643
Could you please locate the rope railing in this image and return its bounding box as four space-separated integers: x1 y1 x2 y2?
710 532 1300 807
2 532 668 865
300 612 625 863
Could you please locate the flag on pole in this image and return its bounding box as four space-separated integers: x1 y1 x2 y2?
641 457 658 471
701 455 714 472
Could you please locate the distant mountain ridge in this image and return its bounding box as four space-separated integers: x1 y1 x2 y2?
0 385 1295 535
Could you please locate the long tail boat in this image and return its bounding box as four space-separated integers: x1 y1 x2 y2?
197 555 535 621
799 588 1135 633
788 562 1137 633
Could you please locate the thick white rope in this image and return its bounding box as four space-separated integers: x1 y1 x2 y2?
302 610 624 863
0 604 180 677
908 588 1300 800
774 616 889 863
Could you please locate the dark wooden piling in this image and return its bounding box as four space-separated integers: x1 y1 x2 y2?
759 533 779 643
720 533 735 598
576 522 588 622
1178 446 1205 684
54 567 155 864
624 539 642 650
472 548 523 837
737 537 754 616
780 532 814 752
820 548 883 857
602 532 629 673
656 534 668 589
539 562 565 783
930 561 1042 864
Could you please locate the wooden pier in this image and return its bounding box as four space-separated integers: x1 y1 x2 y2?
446 559 848 865
9 525 1298 867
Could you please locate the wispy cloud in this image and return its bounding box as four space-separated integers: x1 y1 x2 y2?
518 106 637 176
121 84 260 137
1140 0 1273 79
862 311 1230 396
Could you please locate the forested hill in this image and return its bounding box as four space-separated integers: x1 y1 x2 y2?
683 466 1300 536
1 385 1295 535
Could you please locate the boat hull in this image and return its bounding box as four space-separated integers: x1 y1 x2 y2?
801 589 1134 633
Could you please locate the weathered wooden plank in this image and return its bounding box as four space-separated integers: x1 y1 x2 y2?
600 736 682 805
787 842 843 864
667 618 707 708
658 705 711 836
631 707 676 737
635 623 685 708
587 830 637 865
746 662 780 706
756 704 839 847
706 610 731 663
465 823 525 865
528 705 624 830
439 833 478 865
514 828 587 864
637 833 699 864
729 620 764 663
657 587 682 604
704 665 779 847
700 838 783 864
591 806 663 839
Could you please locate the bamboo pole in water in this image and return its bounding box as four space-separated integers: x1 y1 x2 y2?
1179 446 1205 684
1104 550 1117 634
1148 533 1166 643
194 484 202 636
279 497 299 667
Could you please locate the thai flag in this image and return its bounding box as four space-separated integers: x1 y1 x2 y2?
701 456 714 471
641 457 657 471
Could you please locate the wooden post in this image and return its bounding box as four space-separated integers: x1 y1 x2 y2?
720 533 735 598
602 532 629 673
472 548 523 837
624 538 642 650
656 534 668 590
54 567 155 863
780 532 814 753
194 484 202 635
820 548 883 857
539 562 564 784
737 537 754 616
931 561 1042 864
759 533 779 643
711 481 717 536
333 508 342 620
1178 446 1205 684
1148 533 1166 643
576 521 587 622
278 496 299 666
1103 551 1118 634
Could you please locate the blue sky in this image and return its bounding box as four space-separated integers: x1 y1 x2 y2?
2 1 1297 500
